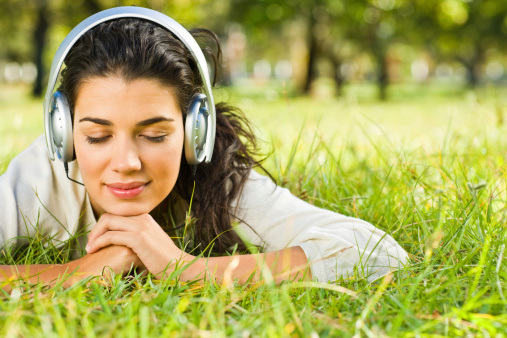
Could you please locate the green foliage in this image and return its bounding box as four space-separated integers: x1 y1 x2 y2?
411 0 507 84
0 83 506 335
2 0 507 99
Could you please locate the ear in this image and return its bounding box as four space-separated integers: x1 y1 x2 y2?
184 93 209 165
49 91 74 162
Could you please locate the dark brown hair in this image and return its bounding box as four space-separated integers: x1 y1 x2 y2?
61 18 266 254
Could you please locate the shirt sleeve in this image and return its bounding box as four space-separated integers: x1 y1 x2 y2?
231 169 409 283
0 135 95 251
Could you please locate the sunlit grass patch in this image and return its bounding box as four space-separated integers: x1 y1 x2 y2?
0 82 506 336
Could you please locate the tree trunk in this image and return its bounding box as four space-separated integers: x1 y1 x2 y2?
303 10 318 95
375 48 388 101
457 44 484 87
32 1 49 97
463 55 481 87
330 57 344 97
465 63 479 86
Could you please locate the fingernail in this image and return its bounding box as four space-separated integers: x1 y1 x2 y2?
85 244 90 252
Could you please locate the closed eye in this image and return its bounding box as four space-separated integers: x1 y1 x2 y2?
85 134 168 144
143 135 167 143
86 136 111 144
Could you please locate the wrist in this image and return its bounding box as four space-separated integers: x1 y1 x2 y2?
185 256 207 281
60 259 92 286
166 255 207 282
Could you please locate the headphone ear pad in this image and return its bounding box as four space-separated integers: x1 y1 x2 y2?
49 91 74 162
184 93 209 165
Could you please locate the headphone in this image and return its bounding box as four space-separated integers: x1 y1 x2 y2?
43 7 216 167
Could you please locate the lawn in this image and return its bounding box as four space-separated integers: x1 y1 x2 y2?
0 81 506 337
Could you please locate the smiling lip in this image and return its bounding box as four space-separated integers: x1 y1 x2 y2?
106 182 149 199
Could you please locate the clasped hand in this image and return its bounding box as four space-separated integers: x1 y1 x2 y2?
85 213 192 279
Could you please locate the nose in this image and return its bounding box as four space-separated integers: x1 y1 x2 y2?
110 136 142 174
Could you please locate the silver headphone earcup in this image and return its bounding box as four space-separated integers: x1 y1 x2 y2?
50 91 74 162
185 93 209 165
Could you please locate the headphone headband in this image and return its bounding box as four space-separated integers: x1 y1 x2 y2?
43 6 216 163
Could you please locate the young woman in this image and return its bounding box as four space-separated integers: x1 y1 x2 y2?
0 7 408 287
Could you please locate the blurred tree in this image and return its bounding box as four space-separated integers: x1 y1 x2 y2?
32 0 50 96
0 0 103 96
0 0 52 96
0 0 33 63
0 0 215 97
228 0 346 95
338 0 417 100
226 0 413 100
302 0 333 95
413 0 507 86
3 0 507 98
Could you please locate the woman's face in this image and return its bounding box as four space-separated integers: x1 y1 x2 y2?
73 77 184 217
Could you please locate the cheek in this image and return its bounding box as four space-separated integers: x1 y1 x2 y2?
146 136 184 178
74 142 91 175
73 136 107 181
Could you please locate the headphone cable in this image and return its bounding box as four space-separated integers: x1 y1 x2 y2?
64 162 85 186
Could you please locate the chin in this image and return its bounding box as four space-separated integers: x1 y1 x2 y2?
106 203 154 217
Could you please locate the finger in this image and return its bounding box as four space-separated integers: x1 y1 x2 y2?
86 231 137 254
88 214 139 247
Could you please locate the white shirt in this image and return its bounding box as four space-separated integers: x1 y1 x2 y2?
0 135 408 282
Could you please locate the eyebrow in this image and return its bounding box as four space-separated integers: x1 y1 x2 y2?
79 116 175 126
79 117 112 126
136 117 175 126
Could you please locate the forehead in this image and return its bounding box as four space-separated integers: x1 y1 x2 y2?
74 76 182 121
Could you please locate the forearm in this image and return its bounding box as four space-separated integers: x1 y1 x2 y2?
0 246 140 291
0 262 82 291
172 246 312 285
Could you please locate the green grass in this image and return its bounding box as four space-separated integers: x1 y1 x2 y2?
0 82 506 336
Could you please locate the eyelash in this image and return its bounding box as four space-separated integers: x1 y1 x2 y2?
145 135 166 143
85 135 167 144
86 136 110 144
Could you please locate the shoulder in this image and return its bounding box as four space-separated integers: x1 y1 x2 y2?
0 135 92 246
242 169 278 193
1 135 52 188
234 169 323 216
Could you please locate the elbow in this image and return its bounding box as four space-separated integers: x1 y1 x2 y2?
302 237 410 284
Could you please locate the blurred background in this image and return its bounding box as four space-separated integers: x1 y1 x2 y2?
1 0 507 100
2 0 507 167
